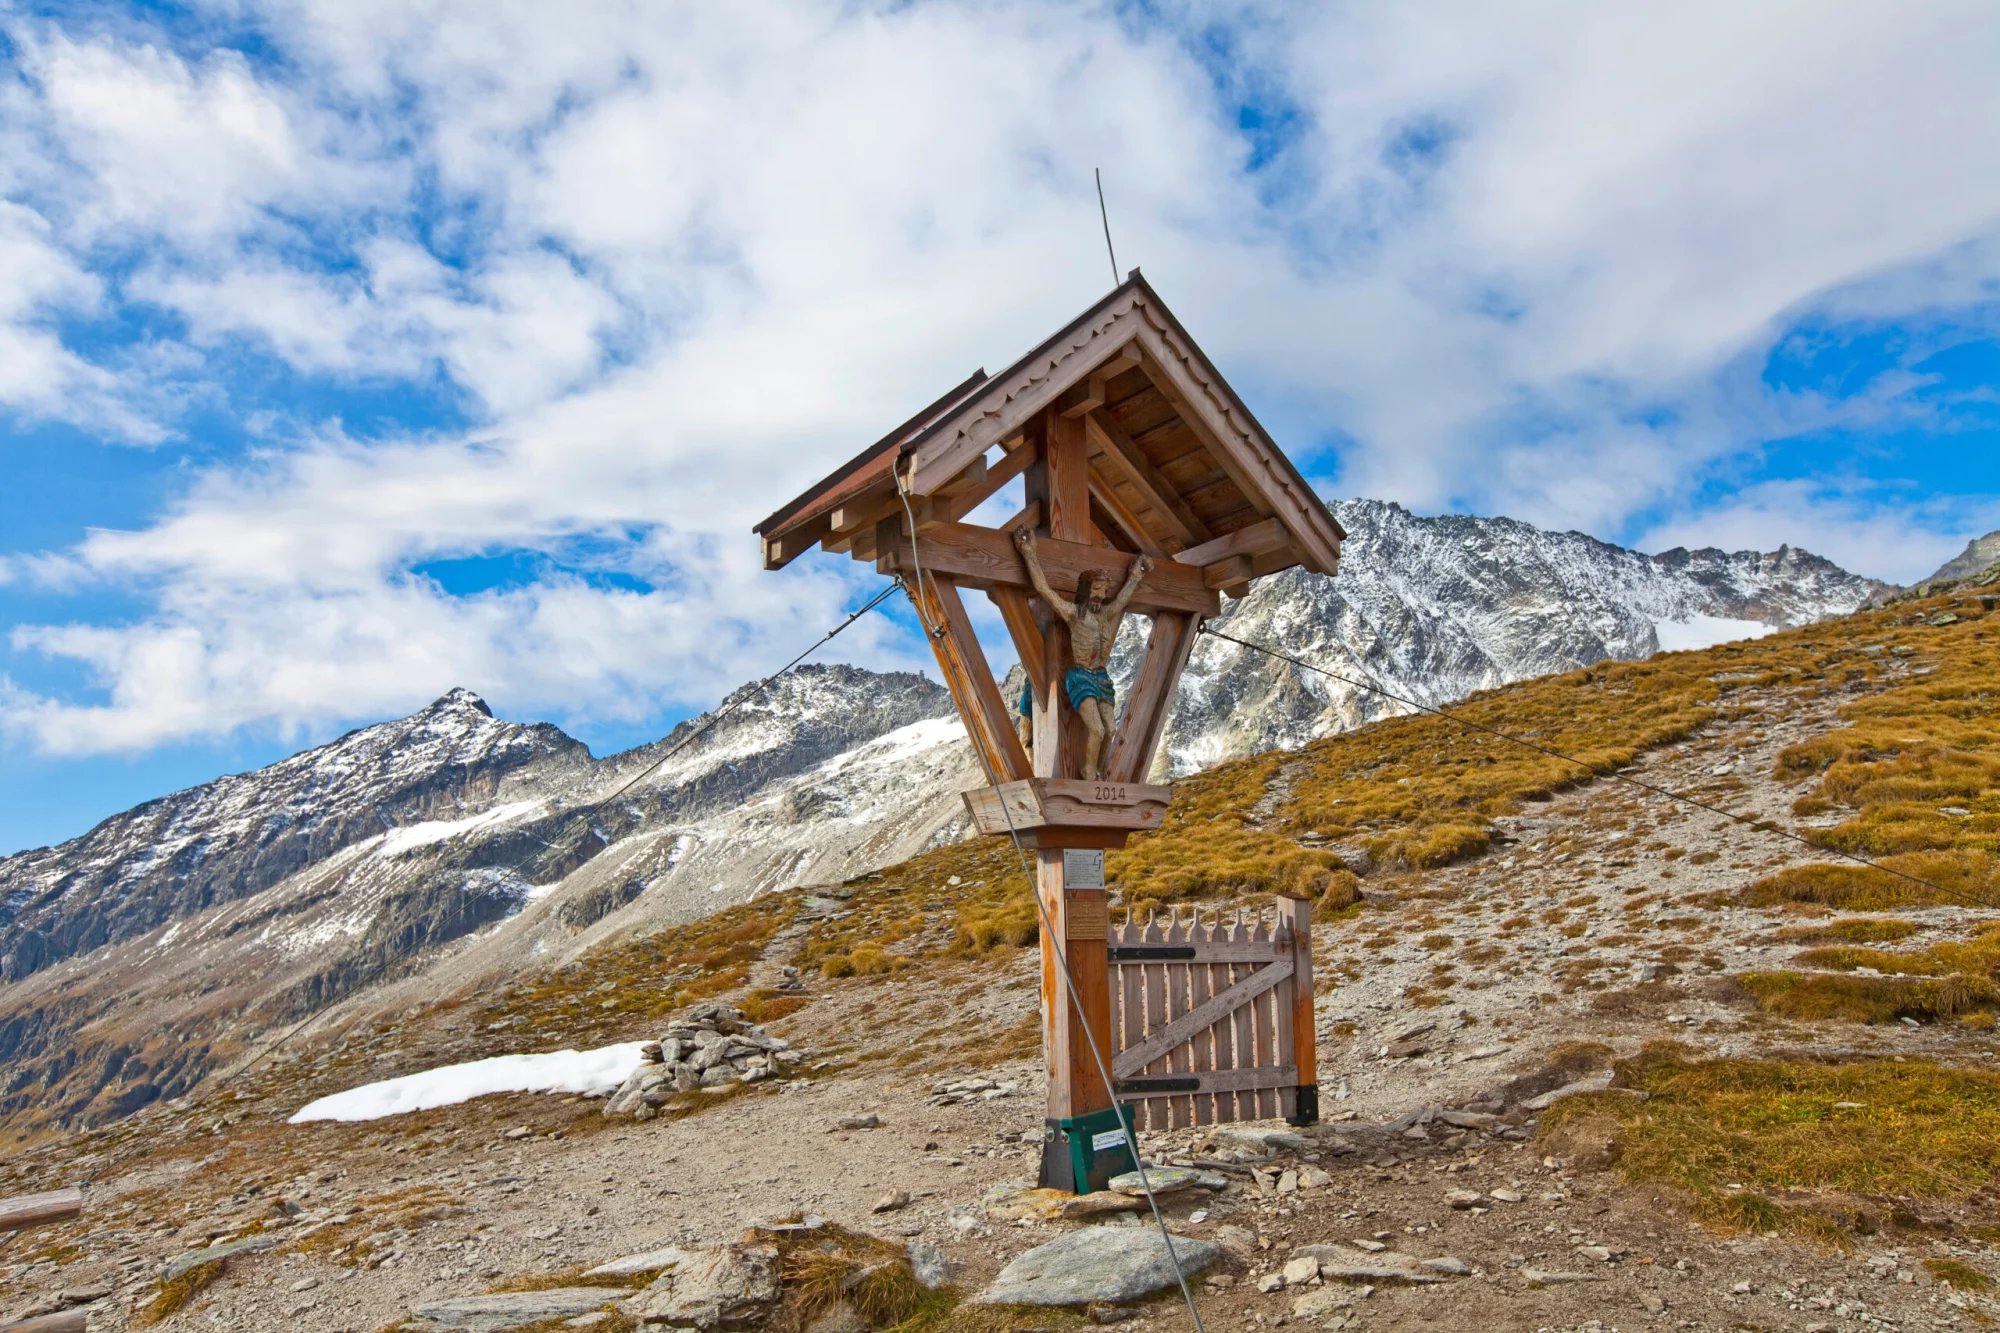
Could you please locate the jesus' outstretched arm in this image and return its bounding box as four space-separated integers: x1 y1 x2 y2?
1013 531 1076 620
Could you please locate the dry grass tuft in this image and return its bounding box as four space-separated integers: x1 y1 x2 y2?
140 1259 225 1324
1924 1257 1995 1291
750 1220 941 1333
1738 970 2000 1023
1773 918 1922 944
1542 1044 2000 1244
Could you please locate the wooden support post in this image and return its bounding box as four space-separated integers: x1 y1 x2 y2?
908 576 1030 783
1044 408 1091 545
1037 844 1130 1193
1104 612 1198 784
1282 895 1318 1126
986 587 1047 703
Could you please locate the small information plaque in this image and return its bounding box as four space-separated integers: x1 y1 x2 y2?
1062 848 1106 889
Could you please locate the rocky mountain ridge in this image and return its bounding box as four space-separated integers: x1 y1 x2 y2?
0 501 1895 1131
1138 499 1896 774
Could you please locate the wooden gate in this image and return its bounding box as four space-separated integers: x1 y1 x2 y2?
1107 896 1316 1130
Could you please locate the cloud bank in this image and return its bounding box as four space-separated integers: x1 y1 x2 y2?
3 1 1998 756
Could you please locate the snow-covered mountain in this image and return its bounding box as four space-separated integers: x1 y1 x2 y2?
0 666 960 1129
0 500 1892 1130
1132 499 1894 774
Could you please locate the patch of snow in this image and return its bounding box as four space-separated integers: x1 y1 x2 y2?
288 1041 647 1123
1653 615 1777 653
373 800 545 857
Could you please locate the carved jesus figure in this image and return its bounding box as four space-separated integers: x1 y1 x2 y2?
1014 530 1153 780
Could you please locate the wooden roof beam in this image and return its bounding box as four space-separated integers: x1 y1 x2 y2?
1083 409 1210 550
1127 333 1342 576
1174 516 1288 569
1088 472 1167 558
875 522 1218 617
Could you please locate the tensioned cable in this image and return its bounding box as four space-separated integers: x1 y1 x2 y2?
228 583 904 1088
1197 623 1991 912
894 472 1210 1333
522 581 905 875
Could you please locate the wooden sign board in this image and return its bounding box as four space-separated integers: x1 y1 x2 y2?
962 778 1170 840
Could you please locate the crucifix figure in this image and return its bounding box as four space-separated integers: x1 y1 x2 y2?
1015 530 1152 780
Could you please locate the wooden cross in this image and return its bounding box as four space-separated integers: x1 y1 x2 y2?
756 273 1346 1190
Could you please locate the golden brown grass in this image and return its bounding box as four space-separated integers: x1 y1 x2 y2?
1924 1257 1995 1291
1737 970 2000 1023
1543 1044 2000 1243
1773 918 1922 944
749 1220 940 1333
140 1259 224 1324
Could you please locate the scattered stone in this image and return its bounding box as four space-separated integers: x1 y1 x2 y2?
833 1114 882 1132
59 1285 113 1304
1421 1258 1473 1276
1731 1280 1755 1294
1349 1239 1387 1253
504 1126 533 1140
973 1228 1219 1306
927 1076 1020 1107
1639 1293 1666 1314
1277 1170 1300 1194
288 1277 320 1293
161 1233 280 1283
1444 1189 1484 1210
566 1316 613 1329
1058 1192 1142 1220
1212 1125 1307 1156
621 1243 780 1329
412 1290 618 1332
1488 1187 1524 1203
1107 1166 1202 1196
907 1242 950 1289
1291 1288 1352 1320
871 1191 911 1214
1575 1244 1613 1263
584 1247 688 1278
1521 1269 1604 1286
1520 1071 1615 1111
1211 1226 1258 1260
1282 1256 1321 1286
1289 1245 1443 1286
1298 1166 1333 1189
1257 1273 1287 1293
1437 1110 1501 1129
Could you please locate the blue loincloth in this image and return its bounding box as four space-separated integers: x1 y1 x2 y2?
1064 666 1116 709
1018 681 1033 717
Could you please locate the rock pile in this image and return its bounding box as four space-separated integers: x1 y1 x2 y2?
603 1004 796 1119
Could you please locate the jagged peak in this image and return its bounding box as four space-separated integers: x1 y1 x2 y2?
418 687 494 718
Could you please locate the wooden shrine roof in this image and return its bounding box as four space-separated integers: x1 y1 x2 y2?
755 271 1345 580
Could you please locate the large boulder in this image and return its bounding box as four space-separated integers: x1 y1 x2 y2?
974 1227 1217 1306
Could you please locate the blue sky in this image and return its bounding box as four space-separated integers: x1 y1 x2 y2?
2 1 1999 855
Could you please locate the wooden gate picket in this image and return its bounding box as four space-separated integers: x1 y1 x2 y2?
1106 896 1316 1130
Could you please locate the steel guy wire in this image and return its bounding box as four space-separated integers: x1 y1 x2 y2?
523 581 905 874
231 582 903 1086
1197 622 1992 913
893 468 1210 1333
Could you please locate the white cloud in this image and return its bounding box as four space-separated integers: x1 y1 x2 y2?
5 1 2000 754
